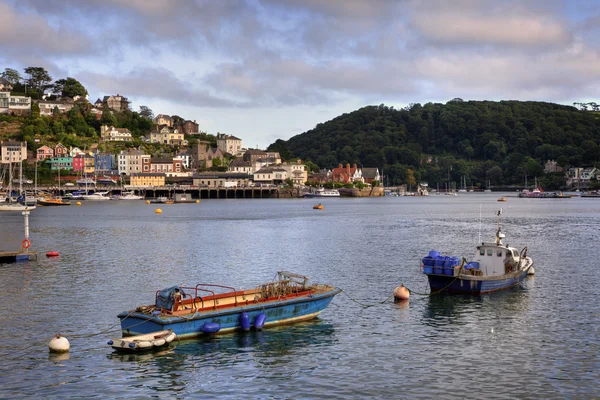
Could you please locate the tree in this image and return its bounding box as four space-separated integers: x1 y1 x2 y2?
101 109 117 126
30 102 40 118
139 105 154 119
53 77 87 98
1 68 22 84
24 67 52 94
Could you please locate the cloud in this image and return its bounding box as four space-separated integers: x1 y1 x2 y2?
78 68 244 108
0 2 92 57
410 2 572 48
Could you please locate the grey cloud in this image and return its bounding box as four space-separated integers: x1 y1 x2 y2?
0 3 92 57
79 68 245 108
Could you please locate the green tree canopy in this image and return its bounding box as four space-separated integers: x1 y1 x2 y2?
24 67 52 94
53 77 87 98
1 68 22 84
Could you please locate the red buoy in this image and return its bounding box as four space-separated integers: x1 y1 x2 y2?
46 251 60 257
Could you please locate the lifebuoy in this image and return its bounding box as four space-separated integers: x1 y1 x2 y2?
22 239 31 249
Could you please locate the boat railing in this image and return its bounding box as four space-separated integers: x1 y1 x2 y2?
194 284 238 309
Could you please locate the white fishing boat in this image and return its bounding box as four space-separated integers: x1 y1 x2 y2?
421 209 534 294
107 329 176 352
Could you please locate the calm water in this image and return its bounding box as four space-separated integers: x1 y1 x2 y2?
0 194 598 399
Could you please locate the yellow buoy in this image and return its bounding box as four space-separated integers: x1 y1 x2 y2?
195 199 200 203
76 201 81 206
146 200 150 204
49 333 70 353
393 285 410 302
155 208 162 214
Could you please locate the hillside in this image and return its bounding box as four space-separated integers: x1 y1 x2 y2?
268 100 600 189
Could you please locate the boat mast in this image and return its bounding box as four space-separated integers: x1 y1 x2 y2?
495 209 504 245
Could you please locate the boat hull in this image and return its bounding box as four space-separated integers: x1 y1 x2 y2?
118 287 341 339
427 264 533 295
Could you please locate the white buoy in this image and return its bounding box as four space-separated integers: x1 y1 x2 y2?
393 285 410 302
49 333 70 353
527 267 535 275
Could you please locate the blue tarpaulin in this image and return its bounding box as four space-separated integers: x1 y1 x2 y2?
156 286 186 310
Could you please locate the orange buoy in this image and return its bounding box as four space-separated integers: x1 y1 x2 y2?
22 239 31 249
46 251 59 257
393 285 410 302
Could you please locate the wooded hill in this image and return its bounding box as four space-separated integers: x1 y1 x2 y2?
268 100 600 189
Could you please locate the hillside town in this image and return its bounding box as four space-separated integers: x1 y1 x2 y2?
1 76 382 190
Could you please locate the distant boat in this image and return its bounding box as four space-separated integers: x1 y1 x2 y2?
81 191 111 200
313 203 324 210
76 178 96 186
0 203 36 211
97 176 118 185
112 191 144 200
38 198 71 206
303 188 340 198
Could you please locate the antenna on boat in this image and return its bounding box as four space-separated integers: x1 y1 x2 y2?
478 204 482 244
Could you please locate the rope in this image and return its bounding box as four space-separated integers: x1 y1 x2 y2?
339 289 394 309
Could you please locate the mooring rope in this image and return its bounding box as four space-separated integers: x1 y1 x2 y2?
339 289 394 309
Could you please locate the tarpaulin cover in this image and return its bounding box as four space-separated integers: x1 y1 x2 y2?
156 286 186 310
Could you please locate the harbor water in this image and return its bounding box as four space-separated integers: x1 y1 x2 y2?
0 193 598 399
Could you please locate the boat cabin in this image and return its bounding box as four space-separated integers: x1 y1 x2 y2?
472 230 522 277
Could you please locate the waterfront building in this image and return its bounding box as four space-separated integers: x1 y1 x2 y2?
150 157 183 174
73 154 95 174
228 159 253 174
130 172 165 187
278 160 308 185
153 114 172 127
0 92 31 115
94 153 115 173
50 156 73 171
36 145 54 161
117 149 150 176
188 142 224 169
361 168 381 185
174 119 199 135
37 99 74 116
192 172 251 187
147 127 185 145
253 166 288 185
217 133 243 155
100 125 133 142
331 163 362 184
1 141 27 163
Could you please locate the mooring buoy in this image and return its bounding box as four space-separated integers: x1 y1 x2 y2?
393 285 410 301
48 333 70 353
155 208 162 214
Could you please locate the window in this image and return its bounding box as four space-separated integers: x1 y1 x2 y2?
480 248 485 256
487 249 492 256
497 250 503 257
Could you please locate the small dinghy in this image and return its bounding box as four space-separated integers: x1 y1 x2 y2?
107 329 176 352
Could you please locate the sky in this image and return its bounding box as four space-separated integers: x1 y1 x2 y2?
1 0 599 149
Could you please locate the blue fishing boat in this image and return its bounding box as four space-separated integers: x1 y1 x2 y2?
422 210 534 295
117 271 341 339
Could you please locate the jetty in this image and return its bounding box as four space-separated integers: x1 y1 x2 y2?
0 209 37 264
